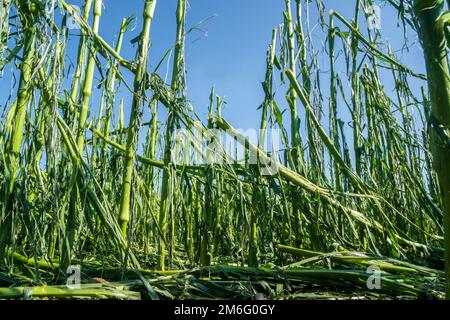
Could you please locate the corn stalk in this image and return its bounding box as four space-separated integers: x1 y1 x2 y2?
118 0 157 237
413 0 450 298
157 0 186 270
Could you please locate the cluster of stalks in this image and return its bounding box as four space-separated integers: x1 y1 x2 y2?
0 0 449 299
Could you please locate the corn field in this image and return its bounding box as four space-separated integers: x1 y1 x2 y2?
0 0 449 300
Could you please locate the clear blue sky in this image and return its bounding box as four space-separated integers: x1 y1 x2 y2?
63 0 426 126
71 0 296 128
1 1 427 147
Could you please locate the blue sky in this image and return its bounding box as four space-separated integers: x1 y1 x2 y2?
75 0 296 128
61 0 425 123
1 1 427 151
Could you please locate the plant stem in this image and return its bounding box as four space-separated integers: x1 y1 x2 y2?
69 0 93 110
414 0 450 298
284 0 301 171
118 0 157 236
62 0 101 271
158 0 186 270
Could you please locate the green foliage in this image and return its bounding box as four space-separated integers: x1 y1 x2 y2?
0 0 448 299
